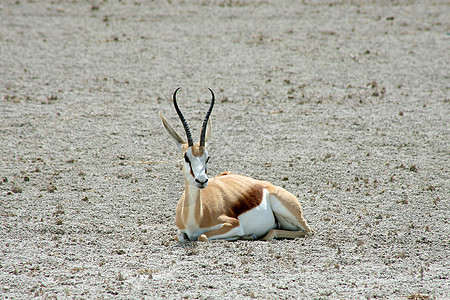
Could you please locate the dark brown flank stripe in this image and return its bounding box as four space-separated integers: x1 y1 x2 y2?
227 184 263 218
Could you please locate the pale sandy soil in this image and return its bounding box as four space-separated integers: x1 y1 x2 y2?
1 0 449 299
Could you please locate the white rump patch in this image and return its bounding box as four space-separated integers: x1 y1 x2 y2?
269 195 307 231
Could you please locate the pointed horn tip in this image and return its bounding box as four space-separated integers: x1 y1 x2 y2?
173 87 182 98
199 88 215 146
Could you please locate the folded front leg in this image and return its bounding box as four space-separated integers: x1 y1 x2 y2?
198 216 242 241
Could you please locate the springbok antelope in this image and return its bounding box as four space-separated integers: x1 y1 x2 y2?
159 88 312 241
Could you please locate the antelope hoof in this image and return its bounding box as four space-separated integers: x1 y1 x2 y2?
176 231 189 242
198 234 208 242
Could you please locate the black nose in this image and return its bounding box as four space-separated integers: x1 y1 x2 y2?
195 178 208 185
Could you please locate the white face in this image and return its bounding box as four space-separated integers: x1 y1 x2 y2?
183 147 210 189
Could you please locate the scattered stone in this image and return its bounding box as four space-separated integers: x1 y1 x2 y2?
47 184 57 193
11 186 22 193
117 173 132 179
409 164 418 172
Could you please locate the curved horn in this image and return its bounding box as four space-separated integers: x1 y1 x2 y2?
200 88 215 146
173 87 193 147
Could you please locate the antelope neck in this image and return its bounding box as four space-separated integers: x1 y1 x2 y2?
184 179 201 207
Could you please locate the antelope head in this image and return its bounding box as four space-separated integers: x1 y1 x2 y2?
159 88 214 189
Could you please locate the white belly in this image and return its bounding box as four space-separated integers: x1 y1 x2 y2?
238 188 277 238
180 188 277 241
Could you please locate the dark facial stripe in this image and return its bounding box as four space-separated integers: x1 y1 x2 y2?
189 164 194 178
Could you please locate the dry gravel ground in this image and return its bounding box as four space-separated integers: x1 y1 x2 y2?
1 0 449 299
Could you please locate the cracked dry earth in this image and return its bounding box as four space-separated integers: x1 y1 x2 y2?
1 0 449 299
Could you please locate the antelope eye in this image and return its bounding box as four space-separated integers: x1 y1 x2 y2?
184 154 190 164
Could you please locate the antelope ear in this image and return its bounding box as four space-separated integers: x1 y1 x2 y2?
204 117 212 143
159 111 185 148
